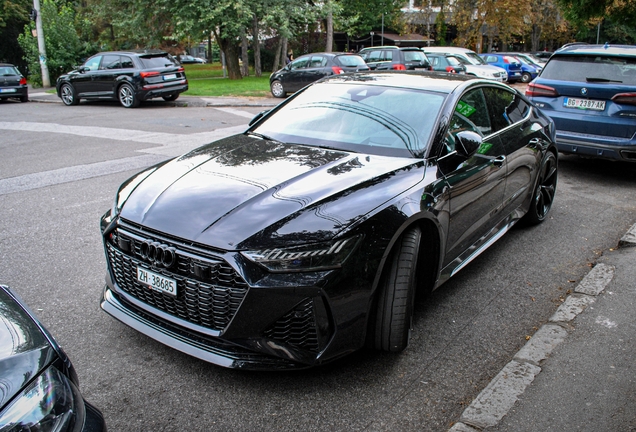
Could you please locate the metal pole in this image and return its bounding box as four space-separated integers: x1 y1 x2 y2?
596 22 600 44
32 0 50 87
381 14 384 46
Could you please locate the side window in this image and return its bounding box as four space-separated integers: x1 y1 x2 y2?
290 57 309 70
450 89 492 136
483 87 530 132
102 55 121 70
309 56 327 68
121 56 134 69
383 51 394 61
84 56 102 71
367 50 382 62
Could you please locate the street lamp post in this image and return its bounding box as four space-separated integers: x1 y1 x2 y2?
370 31 374 47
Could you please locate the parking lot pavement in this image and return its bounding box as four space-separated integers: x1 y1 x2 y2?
450 223 636 432
27 85 281 108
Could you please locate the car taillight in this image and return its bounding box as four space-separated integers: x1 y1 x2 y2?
612 93 636 106
392 64 406 71
19 77 27 85
140 71 160 78
445 66 456 73
177 67 184 72
331 66 344 74
525 83 558 98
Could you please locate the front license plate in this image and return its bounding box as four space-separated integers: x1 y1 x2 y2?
564 97 606 111
0 88 16 93
137 267 177 296
163 74 177 81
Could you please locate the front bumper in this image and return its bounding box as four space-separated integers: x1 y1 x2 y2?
100 218 374 370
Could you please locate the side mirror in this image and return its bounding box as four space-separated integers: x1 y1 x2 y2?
78 66 89 73
248 110 270 126
454 131 482 158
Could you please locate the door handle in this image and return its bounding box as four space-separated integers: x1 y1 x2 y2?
493 155 506 167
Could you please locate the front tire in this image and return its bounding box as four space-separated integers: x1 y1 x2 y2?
521 72 532 83
524 151 558 225
374 226 421 352
270 80 286 98
60 83 79 106
118 83 139 108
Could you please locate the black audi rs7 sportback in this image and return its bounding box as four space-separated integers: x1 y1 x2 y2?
100 72 558 370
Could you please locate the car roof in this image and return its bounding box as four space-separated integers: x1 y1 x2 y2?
0 63 17 67
319 71 498 94
94 49 168 56
554 44 636 57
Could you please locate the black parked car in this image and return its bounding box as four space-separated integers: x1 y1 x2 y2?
358 46 431 71
56 50 188 108
0 63 28 103
426 54 467 74
0 285 106 431
269 52 369 98
100 72 558 370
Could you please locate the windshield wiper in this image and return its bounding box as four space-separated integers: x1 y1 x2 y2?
586 77 623 83
246 131 278 142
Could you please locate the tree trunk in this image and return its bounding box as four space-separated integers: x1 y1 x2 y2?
252 16 262 77
281 37 288 69
241 28 249 77
272 37 282 72
326 7 333 52
207 33 212 63
216 31 242 80
531 24 541 52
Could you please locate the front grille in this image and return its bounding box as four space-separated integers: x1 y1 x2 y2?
264 298 320 352
106 224 248 332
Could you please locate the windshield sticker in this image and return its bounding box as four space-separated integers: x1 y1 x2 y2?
456 100 476 117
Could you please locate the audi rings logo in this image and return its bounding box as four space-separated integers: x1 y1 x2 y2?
139 241 176 268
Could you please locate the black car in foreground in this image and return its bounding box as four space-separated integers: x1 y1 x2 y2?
269 52 369 98
0 285 106 430
56 50 188 108
0 63 28 103
100 72 558 370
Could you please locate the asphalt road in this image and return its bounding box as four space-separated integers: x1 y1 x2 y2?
1 99 635 431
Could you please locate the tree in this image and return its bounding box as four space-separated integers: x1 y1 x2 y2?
18 0 92 86
0 0 31 68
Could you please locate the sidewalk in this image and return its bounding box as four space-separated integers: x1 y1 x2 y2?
27 86 281 108
451 224 636 432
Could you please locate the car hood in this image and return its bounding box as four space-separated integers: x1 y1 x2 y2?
464 64 506 74
118 134 424 249
0 286 56 409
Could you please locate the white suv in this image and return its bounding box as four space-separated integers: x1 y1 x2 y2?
422 47 507 82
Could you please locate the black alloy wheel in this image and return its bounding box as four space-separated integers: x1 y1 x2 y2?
524 151 558 225
60 83 79 106
374 226 421 352
118 83 139 108
270 80 286 98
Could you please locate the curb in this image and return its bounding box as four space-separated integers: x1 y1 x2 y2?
449 222 636 431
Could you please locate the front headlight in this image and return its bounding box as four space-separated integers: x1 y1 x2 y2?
0 366 85 432
241 235 362 273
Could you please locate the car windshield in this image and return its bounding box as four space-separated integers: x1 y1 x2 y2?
337 55 366 67
252 82 445 158
465 52 487 65
0 66 19 76
140 55 179 69
541 55 636 85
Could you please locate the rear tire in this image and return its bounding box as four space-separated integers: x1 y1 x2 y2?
374 227 421 352
118 83 139 108
270 80 286 98
521 72 532 83
523 151 558 225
